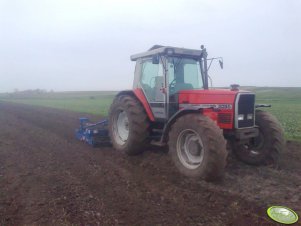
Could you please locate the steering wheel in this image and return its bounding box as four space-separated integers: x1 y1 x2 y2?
169 79 176 94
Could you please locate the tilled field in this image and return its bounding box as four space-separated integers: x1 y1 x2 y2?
0 102 300 226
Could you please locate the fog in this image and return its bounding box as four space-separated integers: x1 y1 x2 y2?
0 0 300 92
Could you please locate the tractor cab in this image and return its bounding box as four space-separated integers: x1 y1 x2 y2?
131 45 209 120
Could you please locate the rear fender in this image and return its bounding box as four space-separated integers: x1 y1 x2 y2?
116 89 155 121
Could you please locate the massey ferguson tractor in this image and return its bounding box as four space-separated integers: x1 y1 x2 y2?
76 45 285 181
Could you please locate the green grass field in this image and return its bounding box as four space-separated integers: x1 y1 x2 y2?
248 87 301 141
0 91 117 116
1 87 300 141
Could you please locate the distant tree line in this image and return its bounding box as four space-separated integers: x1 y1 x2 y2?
2 89 55 98
13 89 54 94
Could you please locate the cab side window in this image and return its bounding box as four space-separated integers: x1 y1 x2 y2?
140 60 164 102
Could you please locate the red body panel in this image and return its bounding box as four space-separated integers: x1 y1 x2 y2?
178 89 238 104
133 88 155 121
179 89 239 129
134 88 240 129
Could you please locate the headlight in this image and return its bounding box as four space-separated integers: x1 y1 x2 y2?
238 114 244 120
247 114 253 120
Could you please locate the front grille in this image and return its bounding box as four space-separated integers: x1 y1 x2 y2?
218 113 232 124
236 93 255 128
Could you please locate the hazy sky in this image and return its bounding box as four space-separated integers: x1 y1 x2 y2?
0 0 300 92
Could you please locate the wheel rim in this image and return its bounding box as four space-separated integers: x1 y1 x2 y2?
113 110 129 145
176 129 204 169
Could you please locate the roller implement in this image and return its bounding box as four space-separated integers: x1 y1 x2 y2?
76 45 285 181
76 118 109 146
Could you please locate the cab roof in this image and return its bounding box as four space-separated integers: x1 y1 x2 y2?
130 45 203 61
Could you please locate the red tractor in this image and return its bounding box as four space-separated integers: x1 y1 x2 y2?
105 45 285 181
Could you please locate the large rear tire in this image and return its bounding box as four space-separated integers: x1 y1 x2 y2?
108 95 150 155
232 110 285 166
168 114 227 181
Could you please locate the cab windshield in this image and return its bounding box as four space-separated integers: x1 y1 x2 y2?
167 57 204 95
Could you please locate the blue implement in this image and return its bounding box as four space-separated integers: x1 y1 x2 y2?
75 118 110 146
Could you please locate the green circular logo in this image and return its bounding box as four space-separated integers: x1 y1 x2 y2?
267 206 299 224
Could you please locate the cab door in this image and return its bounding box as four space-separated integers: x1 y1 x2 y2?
139 58 167 120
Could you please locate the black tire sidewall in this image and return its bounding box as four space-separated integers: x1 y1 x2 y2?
169 114 227 181
233 110 284 165
109 100 129 151
170 121 210 178
109 95 150 155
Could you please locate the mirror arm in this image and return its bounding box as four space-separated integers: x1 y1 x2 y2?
207 58 214 71
205 57 223 70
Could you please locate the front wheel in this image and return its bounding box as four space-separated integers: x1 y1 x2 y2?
168 114 227 181
232 110 285 166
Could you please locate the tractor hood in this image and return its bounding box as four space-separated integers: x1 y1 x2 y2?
178 89 253 107
177 89 256 130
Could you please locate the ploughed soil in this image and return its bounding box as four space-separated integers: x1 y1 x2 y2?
0 102 300 226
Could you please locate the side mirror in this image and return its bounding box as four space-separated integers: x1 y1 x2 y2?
152 55 159 64
219 60 223 69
